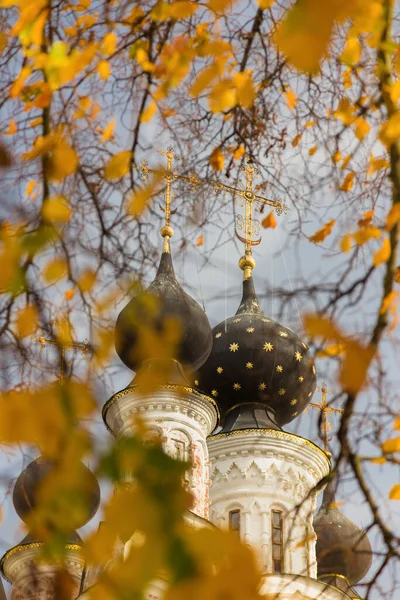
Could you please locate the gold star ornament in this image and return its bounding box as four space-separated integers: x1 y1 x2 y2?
295 351 303 362
229 342 239 352
276 365 283 373
278 388 286 396
233 382 241 390
216 366 223 374
211 389 218 397
258 382 267 391
246 327 255 333
246 362 253 369
215 332 222 338
263 342 273 352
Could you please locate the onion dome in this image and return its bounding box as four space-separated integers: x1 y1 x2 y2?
115 229 212 374
197 274 316 427
13 456 100 529
314 480 372 585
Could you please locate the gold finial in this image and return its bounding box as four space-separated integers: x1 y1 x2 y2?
211 157 288 280
33 334 91 384
307 382 343 455
135 146 201 253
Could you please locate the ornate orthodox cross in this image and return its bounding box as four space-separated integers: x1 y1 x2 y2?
210 157 288 278
308 383 343 455
33 334 90 383
135 146 202 252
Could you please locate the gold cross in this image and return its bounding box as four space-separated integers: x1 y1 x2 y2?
307 382 343 455
210 157 288 278
33 334 90 384
135 146 202 252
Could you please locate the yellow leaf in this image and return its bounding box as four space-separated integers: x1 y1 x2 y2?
208 0 234 12
380 113 400 146
358 209 374 228
341 36 361 65
354 116 370 141
43 258 68 283
370 456 386 464
317 343 346 357
209 79 236 112
395 267 400 284
98 60 111 80
189 64 219 97
16 305 38 338
332 150 341 163
79 95 91 111
341 154 352 169
48 140 78 182
78 269 96 293
385 205 400 231
373 237 391 267
389 484 400 499
353 225 381 246
292 133 302 147
382 437 400 453
285 88 297 109
26 180 37 197
394 416 400 430
42 195 71 224
210 147 224 171
339 172 354 192
10 66 31 98
4 119 17 135
380 291 397 315
340 340 375 394
340 233 352 252
368 156 389 176
303 314 342 340
101 119 116 142
327 501 343 509
233 145 245 160
232 72 256 108
261 212 277 229
308 146 317 156
309 219 335 243
141 100 157 123
30 117 43 127
104 151 132 181
258 0 275 7
65 289 75 301
161 107 176 118
196 234 204 246
101 32 117 55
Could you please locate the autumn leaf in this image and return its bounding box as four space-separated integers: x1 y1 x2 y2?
65 289 75 301
354 116 370 141
340 234 352 253
101 32 117 55
4 119 17 135
196 235 204 246
353 225 381 246
368 156 389 176
209 79 236 112
380 291 397 315
317 343 346 357
389 484 400 500
261 212 277 229
42 196 71 224
127 172 162 218
78 269 96 293
48 140 78 181
43 258 68 283
16 305 38 338
309 219 335 243
339 172 355 192
382 437 400 453
285 88 297 109
373 237 391 267
332 150 341 163
26 180 37 197
233 145 245 160
104 151 132 181
210 147 224 171
141 100 157 123
292 133 302 147
308 146 317 156
358 210 374 228
101 119 116 142
98 60 111 80
385 205 400 231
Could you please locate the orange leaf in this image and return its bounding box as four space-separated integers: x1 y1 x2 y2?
141 100 157 123
382 437 400 453
380 291 398 315
98 60 111 80
233 145 245 160
26 180 37 197
292 133 302 147
104 151 132 181
78 269 96 293
340 340 375 394
385 204 400 231
353 225 381 246
358 209 374 228
196 234 204 246
101 119 116 142
389 484 400 500
16 305 38 338
308 145 317 156
339 172 354 192
65 289 75 301
332 150 341 163
4 119 17 135
309 219 335 243
373 237 391 267
210 147 224 171
285 88 297 109
43 258 68 283
340 234 352 253
394 416 400 430
303 314 342 341
261 212 277 229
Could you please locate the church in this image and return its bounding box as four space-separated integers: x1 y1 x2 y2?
0 151 372 600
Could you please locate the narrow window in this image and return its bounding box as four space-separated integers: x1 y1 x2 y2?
271 510 284 573
229 510 241 535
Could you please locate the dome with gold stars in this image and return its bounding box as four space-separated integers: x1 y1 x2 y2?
197 275 316 427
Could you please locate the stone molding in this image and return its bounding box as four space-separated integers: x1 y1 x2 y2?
104 387 218 438
259 573 354 599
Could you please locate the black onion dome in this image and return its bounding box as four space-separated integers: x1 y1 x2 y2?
115 251 212 372
314 480 372 585
13 457 100 529
197 276 316 427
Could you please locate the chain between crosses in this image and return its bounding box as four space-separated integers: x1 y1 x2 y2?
33 335 90 383
307 382 343 455
135 146 202 253
210 157 288 279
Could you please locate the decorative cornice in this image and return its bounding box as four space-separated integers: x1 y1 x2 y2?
208 428 329 463
0 543 82 584
103 384 219 435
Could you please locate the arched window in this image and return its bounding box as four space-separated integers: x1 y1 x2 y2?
229 509 241 536
271 510 284 573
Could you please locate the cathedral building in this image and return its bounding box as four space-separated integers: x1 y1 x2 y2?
0 154 372 600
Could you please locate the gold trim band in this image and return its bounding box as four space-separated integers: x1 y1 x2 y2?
103 384 220 435
0 543 82 583
207 428 331 462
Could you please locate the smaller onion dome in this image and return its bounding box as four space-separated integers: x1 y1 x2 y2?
115 247 212 373
13 457 100 530
314 480 372 585
197 275 316 427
